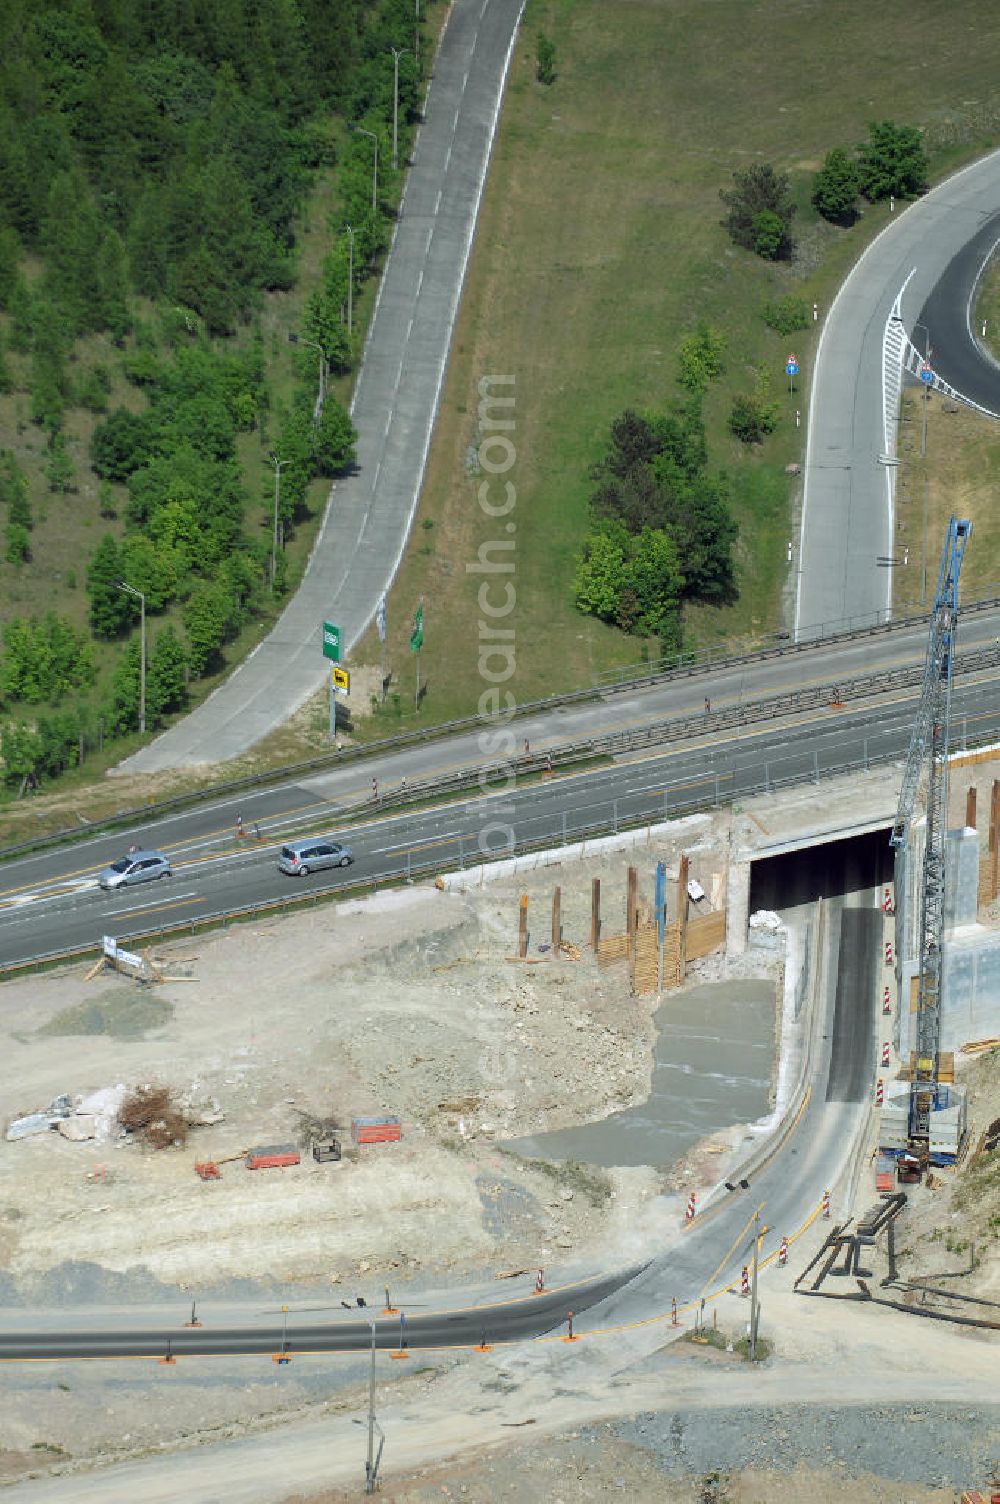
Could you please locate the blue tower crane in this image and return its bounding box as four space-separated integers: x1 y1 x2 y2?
891 516 971 1143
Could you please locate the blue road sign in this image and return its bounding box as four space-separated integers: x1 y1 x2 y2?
786 358 799 376
919 364 934 384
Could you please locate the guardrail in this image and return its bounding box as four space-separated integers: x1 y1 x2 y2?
7 634 998 866
7 604 998 872
7 699 1000 980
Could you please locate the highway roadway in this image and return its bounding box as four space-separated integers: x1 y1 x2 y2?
120 0 526 774
4 661 1000 969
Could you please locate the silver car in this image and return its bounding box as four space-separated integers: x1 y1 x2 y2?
277 838 354 876
98 850 173 890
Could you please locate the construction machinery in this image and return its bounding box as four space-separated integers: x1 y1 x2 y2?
890 516 972 1154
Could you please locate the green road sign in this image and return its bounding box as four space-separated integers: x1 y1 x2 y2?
322 621 341 663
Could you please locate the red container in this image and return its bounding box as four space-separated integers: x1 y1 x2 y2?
351 1116 401 1145
246 1143 301 1170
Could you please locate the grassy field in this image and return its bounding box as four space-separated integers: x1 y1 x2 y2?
893 391 1000 613
352 0 1000 731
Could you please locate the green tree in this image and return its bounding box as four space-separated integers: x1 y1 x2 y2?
0 720 43 790
86 533 134 637
147 625 189 722
720 163 795 259
313 397 357 476
44 434 75 493
119 532 179 612
857 121 928 202
812 147 861 225
751 209 784 260
90 408 154 481
107 639 141 735
676 322 725 394
1 454 31 530
535 33 556 85
4 523 29 564
183 580 238 677
574 525 628 621
624 528 684 639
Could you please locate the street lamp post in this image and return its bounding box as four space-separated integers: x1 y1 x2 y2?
749 1205 762 1360
268 453 289 593
345 223 354 339
364 1320 385 1493
415 0 421 61
352 125 379 212
287 332 326 419
115 580 146 734
391 49 412 171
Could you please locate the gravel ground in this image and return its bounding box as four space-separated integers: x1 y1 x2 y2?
612 1404 999 1492
290 1404 1000 1503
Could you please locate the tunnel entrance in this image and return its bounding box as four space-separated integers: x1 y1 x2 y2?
748 826 894 912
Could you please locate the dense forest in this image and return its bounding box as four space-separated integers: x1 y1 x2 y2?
0 0 427 789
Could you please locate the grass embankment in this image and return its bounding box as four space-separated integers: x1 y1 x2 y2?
354 0 1000 733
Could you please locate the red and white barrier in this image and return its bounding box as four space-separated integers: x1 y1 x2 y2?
884 941 893 966
778 1236 788 1267
685 1192 696 1222
875 1077 884 1106
534 1268 544 1295
671 1296 678 1327
822 1188 831 1219
741 1265 750 1296
883 886 893 914
881 1041 890 1067
882 987 891 1015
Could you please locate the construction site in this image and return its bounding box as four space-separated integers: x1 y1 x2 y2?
0 526 998 1497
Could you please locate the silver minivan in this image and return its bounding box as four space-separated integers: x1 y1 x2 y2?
277 838 354 876
98 850 173 890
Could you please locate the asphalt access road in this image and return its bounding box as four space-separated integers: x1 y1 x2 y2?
0 1268 631 1361
5 669 999 969
120 0 526 774
917 206 1000 413
800 146 1000 637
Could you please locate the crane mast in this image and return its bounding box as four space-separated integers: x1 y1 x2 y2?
890 517 971 1143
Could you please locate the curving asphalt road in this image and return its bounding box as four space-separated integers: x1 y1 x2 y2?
119 0 526 774
916 206 1000 413
799 147 1000 638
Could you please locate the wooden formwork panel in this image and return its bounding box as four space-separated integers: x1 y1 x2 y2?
632 924 659 995
596 933 629 968
661 921 683 991
978 856 994 909
686 909 726 960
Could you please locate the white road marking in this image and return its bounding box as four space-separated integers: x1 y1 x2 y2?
113 890 199 917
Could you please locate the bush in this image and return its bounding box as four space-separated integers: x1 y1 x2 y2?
535 32 556 85
729 393 779 444
762 295 810 335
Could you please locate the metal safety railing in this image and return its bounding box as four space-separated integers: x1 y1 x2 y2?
7 610 998 866
6 698 1000 980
